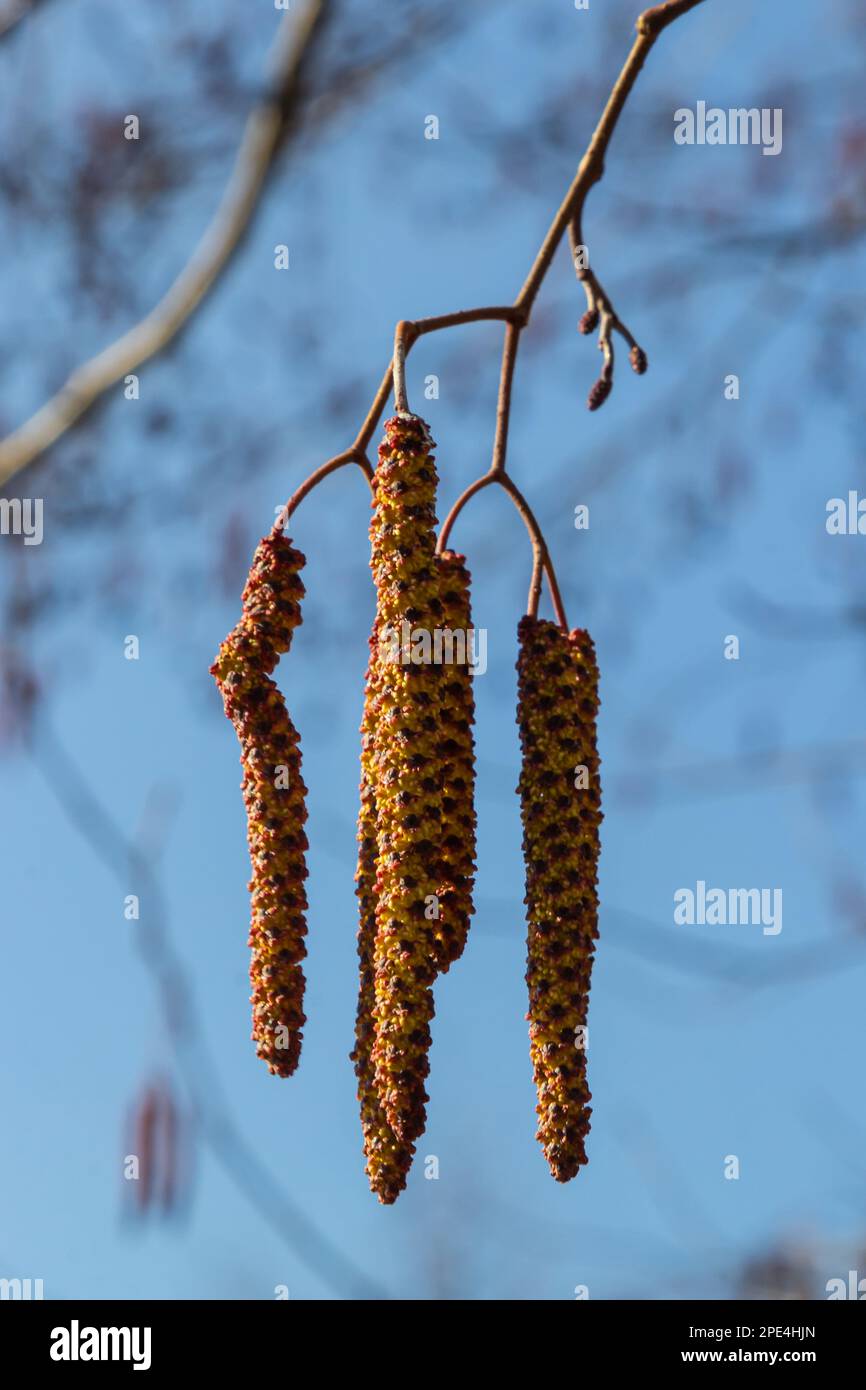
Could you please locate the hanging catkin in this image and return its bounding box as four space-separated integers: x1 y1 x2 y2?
516 615 602 1181
366 413 445 1144
431 549 476 971
211 529 309 1078
352 546 477 1198
351 618 416 1202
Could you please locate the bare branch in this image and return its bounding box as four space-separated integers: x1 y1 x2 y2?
0 0 329 488
0 0 47 42
293 0 708 623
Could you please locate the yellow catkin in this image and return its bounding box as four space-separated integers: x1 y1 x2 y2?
211 530 308 1078
351 620 417 1203
516 615 602 1180
367 413 445 1144
352 549 477 1198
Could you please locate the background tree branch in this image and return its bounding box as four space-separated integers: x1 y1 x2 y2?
0 0 329 487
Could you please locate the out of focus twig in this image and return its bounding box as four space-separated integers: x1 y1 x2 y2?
0 0 45 41
0 1 329 486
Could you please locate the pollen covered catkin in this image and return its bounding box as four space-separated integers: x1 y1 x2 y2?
516 615 602 1181
351 620 416 1203
367 413 445 1144
211 530 308 1078
432 550 476 970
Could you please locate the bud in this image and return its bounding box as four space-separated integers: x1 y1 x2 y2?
629 344 648 375
587 375 612 411
430 550 476 970
578 307 599 335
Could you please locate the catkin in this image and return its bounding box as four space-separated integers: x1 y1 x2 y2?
352 547 477 1198
351 619 416 1203
516 615 602 1181
211 530 309 1078
367 413 445 1144
431 550 476 970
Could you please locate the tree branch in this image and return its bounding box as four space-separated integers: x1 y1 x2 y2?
0 0 47 42
0 0 329 487
286 0 708 620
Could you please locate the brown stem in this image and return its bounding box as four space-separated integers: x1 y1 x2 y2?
284 448 373 523
436 475 494 553
437 467 568 629
392 320 413 413
353 363 394 455
497 473 567 627
355 306 519 453
490 323 520 476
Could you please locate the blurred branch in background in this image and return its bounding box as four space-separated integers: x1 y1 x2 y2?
0 0 330 485
0 0 47 43
0 0 710 494
0 0 463 488
27 712 388 1300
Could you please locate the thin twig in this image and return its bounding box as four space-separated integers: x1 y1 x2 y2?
437 467 568 628
283 448 373 522
392 321 412 414
490 322 520 477
571 216 646 409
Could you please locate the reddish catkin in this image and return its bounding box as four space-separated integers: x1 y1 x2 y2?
351 619 416 1203
516 616 602 1181
431 550 476 970
367 413 446 1144
211 530 309 1078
